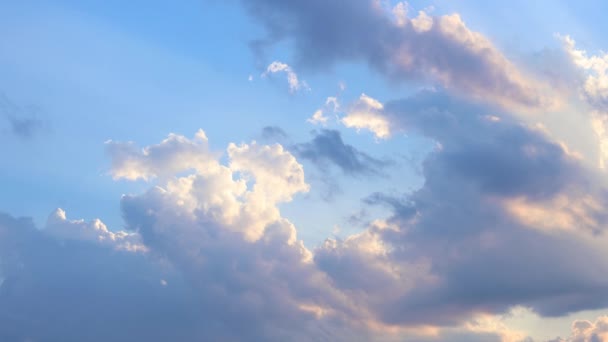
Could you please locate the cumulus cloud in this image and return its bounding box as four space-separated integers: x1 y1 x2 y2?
316 90 608 328
109 130 309 241
4 116 608 340
242 0 551 110
561 35 608 110
342 93 392 139
6 2 608 341
46 208 145 252
560 35 608 170
1 133 365 341
262 61 309 93
105 129 216 181
550 316 608 342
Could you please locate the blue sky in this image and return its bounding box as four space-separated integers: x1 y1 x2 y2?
2 1 608 341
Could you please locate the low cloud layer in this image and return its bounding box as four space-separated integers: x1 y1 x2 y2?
3 114 608 340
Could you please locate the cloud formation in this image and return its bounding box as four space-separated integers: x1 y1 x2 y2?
550 316 608 342
342 93 392 139
307 97 338 126
4 3 608 341
4 116 608 340
262 61 309 93
316 90 608 329
294 129 390 176
243 0 550 109
560 35 608 170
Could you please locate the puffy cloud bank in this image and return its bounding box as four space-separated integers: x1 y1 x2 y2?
2 114 608 340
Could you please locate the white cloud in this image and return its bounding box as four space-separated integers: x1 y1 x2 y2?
411 10 433 33
45 208 146 252
307 110 329 125
262 61 309 93
392 2 409 27
561 35 608 107
105 129 214 181
109 131 309 241
342 94 392 139
560 35 608 170
307 97 340 125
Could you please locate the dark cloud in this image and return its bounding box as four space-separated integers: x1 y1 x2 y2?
0 213 206 342
4 99 608 340
294 129 391 176
241 0 550 109
0 209 362 342
363 192 416 224
316 90 608 328
260 125 289 142
383 90 583 200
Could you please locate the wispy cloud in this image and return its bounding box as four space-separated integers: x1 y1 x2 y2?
0 93 44 139
262 61 310 93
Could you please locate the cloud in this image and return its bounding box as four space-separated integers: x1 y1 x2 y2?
560 35 608 111
4 119 608 340
108 132 370 340
0 133 367 341
342 93 392 139
549 316 608 342
308 97 340 126
0 93 44 139
0 212 202 342
294 129 391 176
261 125 289 142
46 208 145 252
109 130 309 241
105 129 215 181
315 90 608 328
560 35 608 170
262 61 309 93
308 109 329 125
242 0 551 110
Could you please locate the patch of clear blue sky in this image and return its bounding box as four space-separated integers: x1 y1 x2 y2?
2 0 607 248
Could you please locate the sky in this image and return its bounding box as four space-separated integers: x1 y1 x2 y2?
2 0 608 341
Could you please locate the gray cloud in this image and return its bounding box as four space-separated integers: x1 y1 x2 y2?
260 125 289 143
0 210 362 341
294 129 391 177
316 90 608 328
242 0 550 110
0 213 206 342
0 93 44 139
4 104 608 340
